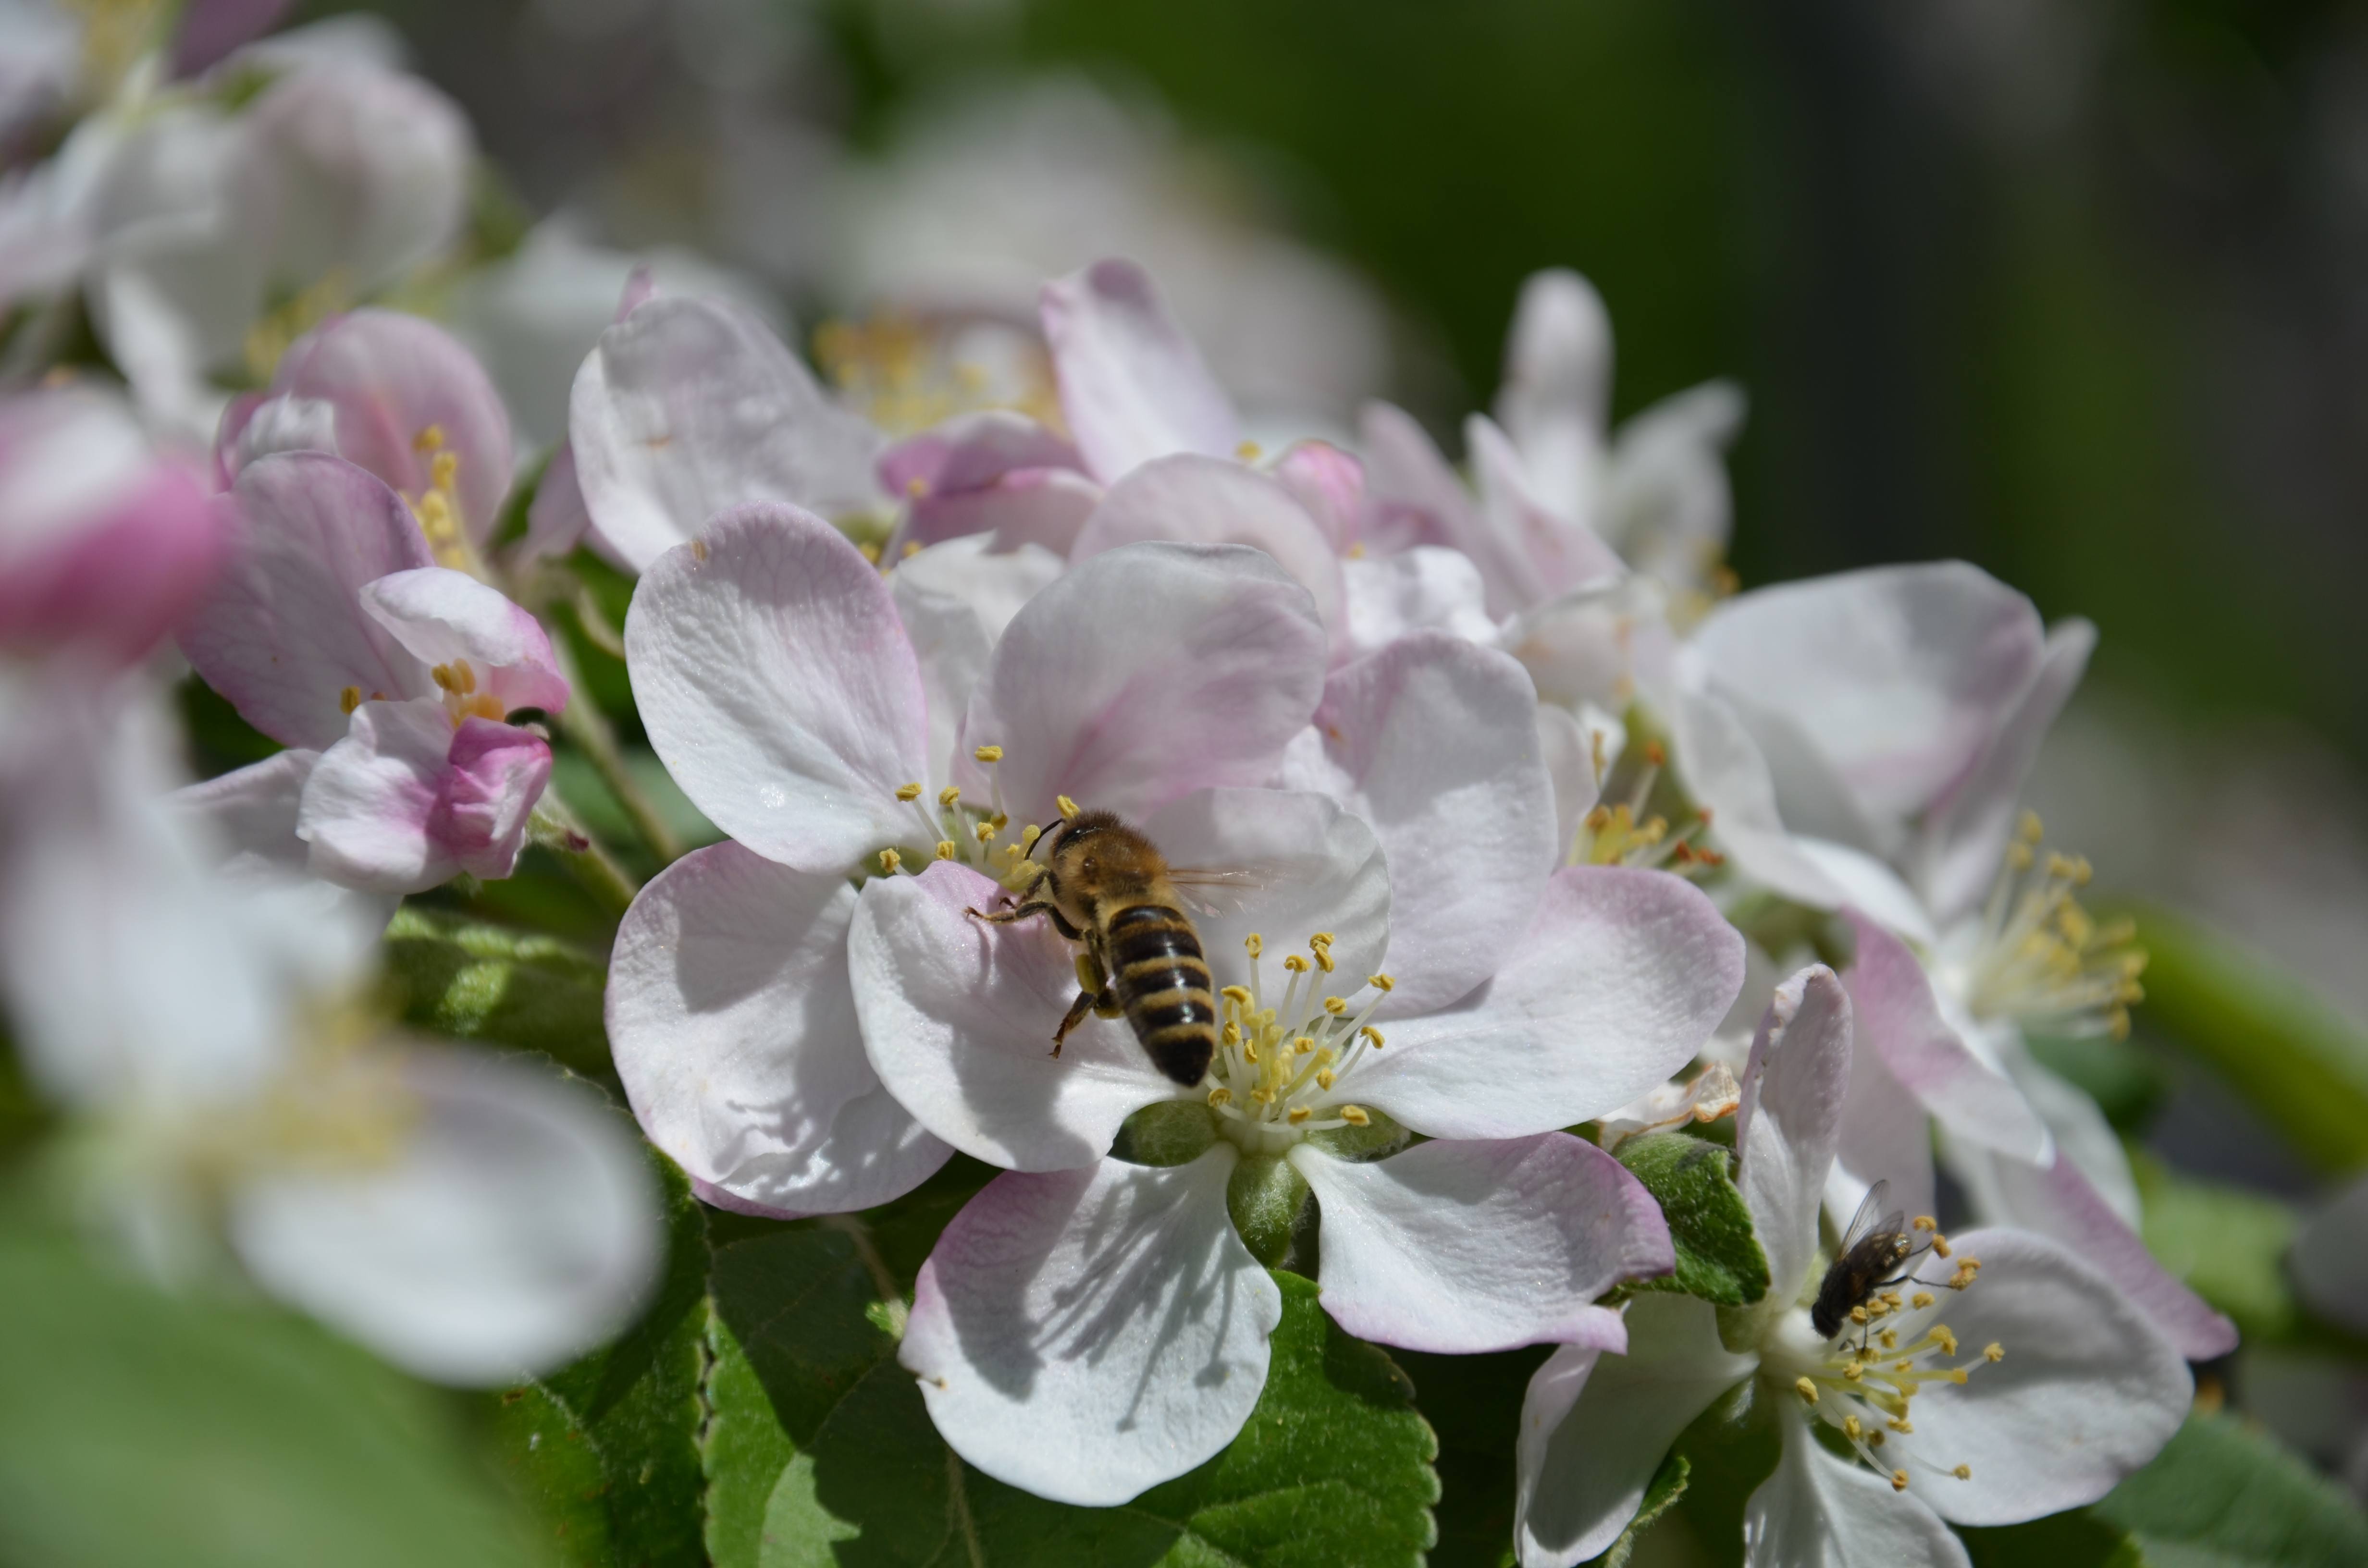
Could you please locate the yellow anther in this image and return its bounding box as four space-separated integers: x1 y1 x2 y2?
1843 1415 1863 1440
1869 1430 1886 1448
1245 934 1263 958
900 540 923 560
1887 1418 1913 1434
1235 440 1263 462
1931 1235 1952 1259
1795 1377 1819 1404
1208 1087 1232 1106
973 745 1004 763
412 424 446 453
1911 1292 1935 1310
339 685 362 715
429 450 458 492
896 782 924 801
906 475 929 498
1339 1105 1371 1127
2019 810 2045 842
1850 1305 1869 1325
1056 796 1080 820
1949 1266 1979 1291
1953 1464 1972 1480
935 841 956 861
938 785 962 808
1311 946 1336 973
1294 1036 1315 1055
859 541 882 564
1323 997 1349 1016
1879 1331 1899 1350
1984 1343 2004 1363
1890 1470 1909 1493
1932 1326 1958 1355
878 849 903 874
1220 985 1253 1004
2006 842 2034 871
1283 955 1309 974
1368 973 1394 992
1020 823 1042 847
974 821 997 843
1843 1362 1864 1381
1912 1215 1937 1231
1287 1106 1311 1125
1360 1027 1385 1049
1315 1070 1336 1090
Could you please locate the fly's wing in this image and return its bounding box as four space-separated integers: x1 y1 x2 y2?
1164 865 1271 920
1837 1179 1901 1254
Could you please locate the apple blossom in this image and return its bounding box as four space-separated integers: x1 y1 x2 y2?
178 451 567 894
1515 967 2194 1568
0 684 658 1385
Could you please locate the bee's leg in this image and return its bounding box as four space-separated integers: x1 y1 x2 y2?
1052 989 1096 1056
966 899 1085 940
1078 946 1125 1019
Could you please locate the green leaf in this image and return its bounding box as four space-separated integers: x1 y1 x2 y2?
704 1215 1437 1568
1587 1450 1688 1568
1613 1132 1771 1307
382 906 612 1079
493 1151 711 1568
1961 1509 2146 1568
2092 1412 2368 1567
2120 902 2368 1174
2130 1151 2300 1341
1391 1345 1549 1568
0 1224 545 1568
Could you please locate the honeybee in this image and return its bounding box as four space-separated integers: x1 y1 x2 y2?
966 809 1226 1086
1812 1180 1922 1342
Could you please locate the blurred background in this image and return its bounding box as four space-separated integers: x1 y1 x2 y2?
313 0 2368 1482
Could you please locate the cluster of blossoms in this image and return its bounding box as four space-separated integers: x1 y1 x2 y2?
0 9 2234 1559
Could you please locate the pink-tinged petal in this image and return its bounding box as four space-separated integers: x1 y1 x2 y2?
608 841 950 1215
1468 413 1623 604
1494 268 1612 527
1825 1019 1938 1235
1692 563 2045 826
1500 576 1677 714
1951 1149 2236 1361
0 451 222 665
1039 258 1239 484
850 862 1182 1170
181 452 434 749
891 533 1063 646
1137 786 1391 991
516 439 592 564
1070 454 1346 650
298 702 546 893
956 541 1325 826
173 749 319 880
1735 966 1854 1302
901 1149 1281 1507
1359 866 1744 1139
624 505 930 874
222 393 340 475
1357 401 1471 558
1744 1405 1972 1568
901 465 1101 556
1887 1229 2194 1523
1843 913 2049 1163
1282 632 1556 1014
358 567 568 716
1915 618 2096 928
1515 1295 1756 1568
1340 547 1496 661
227 1047 662 1386
880 409 1081 499
569 294 885 570
262 309 514 542
1295 1132 1668 1354
1274 439 1366 554
2294 1173 2368 1336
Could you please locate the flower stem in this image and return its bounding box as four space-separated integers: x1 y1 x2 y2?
528 796 640 918
547 633 685 867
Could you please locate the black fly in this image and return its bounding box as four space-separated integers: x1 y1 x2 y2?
1811 1180 1924 1344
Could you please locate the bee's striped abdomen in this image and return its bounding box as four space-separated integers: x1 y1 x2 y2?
1105 903 1218 1085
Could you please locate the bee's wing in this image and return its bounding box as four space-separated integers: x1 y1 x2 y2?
1164 865 1270 920
1837 1179 1901 1253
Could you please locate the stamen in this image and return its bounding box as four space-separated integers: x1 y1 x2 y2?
1796 1377 1819 1405
1056 796 1080 820
878 849 903 875
896 783 924 801
935 841 956 861
973 745 1004 763
1338 1106 1370 1126
339 685 362 715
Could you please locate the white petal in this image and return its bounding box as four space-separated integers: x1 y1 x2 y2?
901 1149 1281 1507
1793 838 1936 948
2294 1172 2368 1336
1494 268 1611 527
172 749 320 881
1358 867 1743 1140
892 533 1065 644
956 541 1326 826
1825 1021 1938 1234
607 841 950 1215
1599 380 1745 590
1535 702 1601 866
1743 1405 1971 1568
1515 1294 1756 1568
1039 259 1239 484
1340 546 1498 660
1844 914 2049 1164
1294 1133 1666 1353
625 505 930 874
1885 1228 2192 1524
1735 966 1855 1302
850 862 1182 1170
1285 632 1556 1014
1666 687 1860 910
569 294 885 570
1692 563 2044 827
1468 413 1623 607
1069 454 1345 649
1501 575 1680 713
296 698 465 893
227 1048 663 1387
1137 786 1391 992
